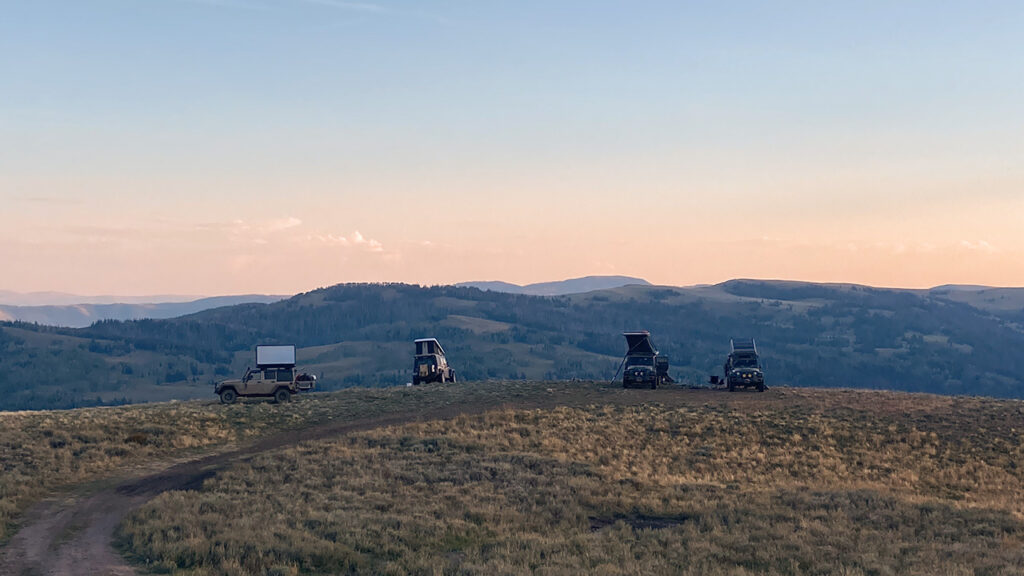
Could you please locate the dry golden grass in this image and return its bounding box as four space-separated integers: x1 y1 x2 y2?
119 388 1024 575
1 400 253 542
1 380 588 542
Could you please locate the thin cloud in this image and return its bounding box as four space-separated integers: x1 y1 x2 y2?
159 0 452 25
166 0 269 10
311 230 384 252
269 216 303 231
295 0 452 25
300 0 389 13
16 195 82 205
959 240 999 254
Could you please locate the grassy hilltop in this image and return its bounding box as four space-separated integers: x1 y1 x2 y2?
4 381 1024 575
0 381 562 543
117 385 1024 575
3 281 1024 410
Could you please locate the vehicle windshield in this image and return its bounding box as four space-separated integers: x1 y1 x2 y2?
732 354 758 368
626 356 654 368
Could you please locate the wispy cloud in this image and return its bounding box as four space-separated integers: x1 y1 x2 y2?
269 216 303 231
959 240 999 254
166 0 269 10
300 0 388 13
311 230 384 252
15 195 82 205
192 217 387 252
293 0 452 25
160 0 452 24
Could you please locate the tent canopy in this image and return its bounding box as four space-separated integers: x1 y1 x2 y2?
730 338 757 354
414 338 446 356
623 331 658 356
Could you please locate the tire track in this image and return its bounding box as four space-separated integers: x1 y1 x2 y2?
0 387 767 575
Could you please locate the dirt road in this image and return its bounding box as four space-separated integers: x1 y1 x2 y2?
0 386 779 576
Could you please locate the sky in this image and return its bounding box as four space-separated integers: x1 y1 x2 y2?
2 0 1023 295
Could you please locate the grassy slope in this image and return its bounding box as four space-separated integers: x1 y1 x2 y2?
103 382 1024 576
0 380 595 543
932 287 1024 315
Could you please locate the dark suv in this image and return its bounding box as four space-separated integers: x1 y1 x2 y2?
724 338 765 392
622 331 673 389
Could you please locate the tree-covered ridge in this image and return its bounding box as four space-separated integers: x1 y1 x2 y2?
2 281 1023 410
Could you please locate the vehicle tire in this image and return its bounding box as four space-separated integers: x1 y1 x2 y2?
219 389 237 404
727 382 735 392
450 371 457 384
274 388 291 403
757 383 766 392
650 380 657 390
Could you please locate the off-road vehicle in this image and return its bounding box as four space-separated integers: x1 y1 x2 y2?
412 338 457 385
621 331 673 389
215 345 316 404
723 338 766 392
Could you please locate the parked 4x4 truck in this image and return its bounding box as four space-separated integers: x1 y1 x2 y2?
723 338 766 392
216 345 317 404
621 331 674 389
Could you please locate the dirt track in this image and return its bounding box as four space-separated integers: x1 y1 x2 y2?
0 386 780 576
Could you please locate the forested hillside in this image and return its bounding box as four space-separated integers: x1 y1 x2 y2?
2 281 1023 410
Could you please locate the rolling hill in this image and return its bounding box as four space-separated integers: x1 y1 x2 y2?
457 275 651 295
2 280 1024 410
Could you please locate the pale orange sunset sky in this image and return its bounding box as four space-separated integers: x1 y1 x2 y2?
3 1 1023 295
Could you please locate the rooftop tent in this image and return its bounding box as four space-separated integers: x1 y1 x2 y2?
414 338 446 356
731 338 757 354
256 345 296 368
623 331 658 356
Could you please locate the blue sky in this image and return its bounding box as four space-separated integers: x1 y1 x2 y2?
2 1 1023 294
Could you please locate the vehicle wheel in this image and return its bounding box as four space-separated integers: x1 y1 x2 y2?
450 371 457 384
757 383 766 392
650 380 657 390
274 388 291 403
219 389 237 404
727 382 735 392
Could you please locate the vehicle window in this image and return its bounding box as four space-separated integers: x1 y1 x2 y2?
277 369 293 382
732 355 758 368
263 369 276 381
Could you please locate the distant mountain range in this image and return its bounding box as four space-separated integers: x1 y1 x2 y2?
0 290 207 307
0 295 287 328
0 275 650 327
457 275 651 296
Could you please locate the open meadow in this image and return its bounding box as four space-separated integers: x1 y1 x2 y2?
0 380 602 545
106 384 1024 575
